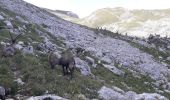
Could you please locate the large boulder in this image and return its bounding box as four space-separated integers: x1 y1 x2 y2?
98 86 126 100
2 46 15 57
98 86 168 100
85 56 97 68
75 57 92 76
0 86 5 100
27 94 68 100
22 46 34 54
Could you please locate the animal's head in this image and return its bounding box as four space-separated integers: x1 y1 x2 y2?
69 58 76 70
48 50 62 69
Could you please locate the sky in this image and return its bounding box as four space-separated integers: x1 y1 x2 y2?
23 0 170 18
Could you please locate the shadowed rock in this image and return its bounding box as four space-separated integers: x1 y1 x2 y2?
0 86 5 100
2 46 15 57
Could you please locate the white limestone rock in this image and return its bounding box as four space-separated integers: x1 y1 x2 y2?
98 86 168 100
75 57 92 76
4 20 13 29
27 94 68 100
14 78 25 86
103 64 125 76
22 46 34 54
0 15 4 20
0 86 5 97
98 86 126 100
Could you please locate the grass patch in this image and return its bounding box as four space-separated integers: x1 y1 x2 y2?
91 64 155 93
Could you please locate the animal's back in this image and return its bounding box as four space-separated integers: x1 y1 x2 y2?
59 51 74 66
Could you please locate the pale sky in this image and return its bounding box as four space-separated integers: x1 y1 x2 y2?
23 0 170 18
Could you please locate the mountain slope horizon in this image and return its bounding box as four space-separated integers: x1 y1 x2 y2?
0 0 170 100
57 7 170 38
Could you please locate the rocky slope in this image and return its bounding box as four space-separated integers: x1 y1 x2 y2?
0 0 170 100
45 9 79 18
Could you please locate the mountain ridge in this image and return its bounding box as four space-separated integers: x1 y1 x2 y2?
0 0 170 99
59 7 170 38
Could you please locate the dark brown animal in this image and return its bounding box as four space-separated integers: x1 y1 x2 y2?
48 50 75 79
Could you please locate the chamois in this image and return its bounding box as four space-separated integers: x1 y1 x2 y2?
48 50 75 79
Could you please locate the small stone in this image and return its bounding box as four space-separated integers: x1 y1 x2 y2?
4 20 13 29
14 78 25 86
22 46 34 54
0 15 4 20
166 57 170 61
2 46 15 57
86 56 95 65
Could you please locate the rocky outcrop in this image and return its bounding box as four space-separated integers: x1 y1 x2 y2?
2 46 15 57
0 86 5 100
98 86 168 100
4 20 13 28
85 56 97 68
27 94 68 100
75 57 92 76
22 46 34 54
103 64 125 76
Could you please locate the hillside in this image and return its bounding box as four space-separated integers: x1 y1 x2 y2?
44 8 79 22
0 0 170 100
67 7 170 38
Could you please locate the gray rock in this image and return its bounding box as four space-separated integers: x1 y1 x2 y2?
2 46 15 57
101 57 112 64
77 94 89 100
98 86 168 100
15 16 28 24
22 46 34 54
0 86 5 100
0 15 4 20
75 57 91 76
36 43 45 51
166 57 170 61
85 56 95 65
14 78 25 86
103 64 125 76
125 91 137 100
85 56 97 68
98 86 126 100
135 93 168 100
166 82 170 91
14 44 23 50
27 94 68 100
4 20 13 29
122 62 131 67
43 37 57 52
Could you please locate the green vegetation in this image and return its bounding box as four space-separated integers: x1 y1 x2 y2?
0 5 170 99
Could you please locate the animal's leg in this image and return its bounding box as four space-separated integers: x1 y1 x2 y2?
0 95 5 100
62 66 66 76
50 63 55 69
69 67 74 79
66 65 69 74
